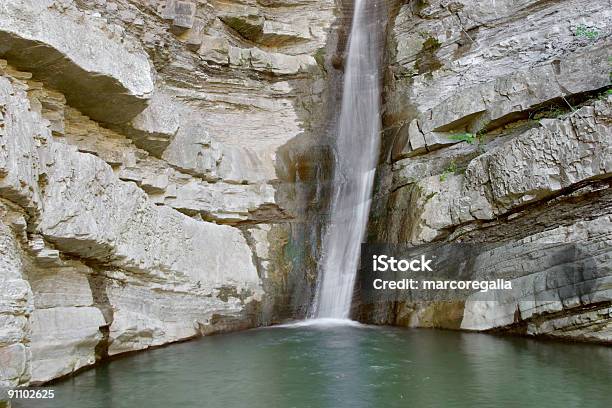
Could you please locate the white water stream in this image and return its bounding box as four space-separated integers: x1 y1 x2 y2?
312 0 382 319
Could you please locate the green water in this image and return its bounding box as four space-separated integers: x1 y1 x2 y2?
26 323 611 408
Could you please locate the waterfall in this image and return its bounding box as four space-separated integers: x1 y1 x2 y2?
312 0 382 319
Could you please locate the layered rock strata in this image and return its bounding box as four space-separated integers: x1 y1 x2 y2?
0 0 337 393
1 0 610 401
359 0 612 343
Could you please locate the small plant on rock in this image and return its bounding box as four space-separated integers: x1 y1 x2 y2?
533 106 567 120
598 89 612 100
448 132 476 144
439 160 458 182
575 25 599 40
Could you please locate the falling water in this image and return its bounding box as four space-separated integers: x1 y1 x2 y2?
312 0 382 319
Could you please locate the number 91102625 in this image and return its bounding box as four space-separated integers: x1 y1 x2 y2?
8 389 55 399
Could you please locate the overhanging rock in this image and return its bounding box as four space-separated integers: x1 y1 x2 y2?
0 0 154 124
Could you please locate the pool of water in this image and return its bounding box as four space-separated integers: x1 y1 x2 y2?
26 323 611 408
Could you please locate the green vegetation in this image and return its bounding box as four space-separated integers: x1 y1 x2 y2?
313 48 327 72
415 36 443 75
575 25 599 40
439 161 457 182
448 130 487 153
422 37 442 50
532 106 568 120
424 191 438 202
448 132 476 144
598 88 612 100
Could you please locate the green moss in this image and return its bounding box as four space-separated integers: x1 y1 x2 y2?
439 160 458 182
424 191 438 202
575 25 599 40
448 132 476 144
313 48 327 73
415 37 443 75
532 106 569 120
422 37 442 50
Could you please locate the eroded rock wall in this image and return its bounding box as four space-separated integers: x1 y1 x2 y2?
358 0 612 343
0 0 338 389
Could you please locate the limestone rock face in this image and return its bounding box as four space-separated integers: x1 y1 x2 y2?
29 307 105 384
0 0 154 124
360 0 612 343
458 215 612 335
0 217 33 391
24 263 106 385
0 0 336 390
397 100 611 244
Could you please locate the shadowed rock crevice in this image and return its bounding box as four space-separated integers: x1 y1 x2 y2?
0 32 150 124
86 273 114 362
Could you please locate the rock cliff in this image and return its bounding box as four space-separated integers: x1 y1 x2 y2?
0 0 338 390
0 0 610 397
357 0 611 343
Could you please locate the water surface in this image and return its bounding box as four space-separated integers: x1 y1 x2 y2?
30 325 611 408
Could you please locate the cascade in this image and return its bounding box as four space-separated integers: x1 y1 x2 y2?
312 0 382 319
